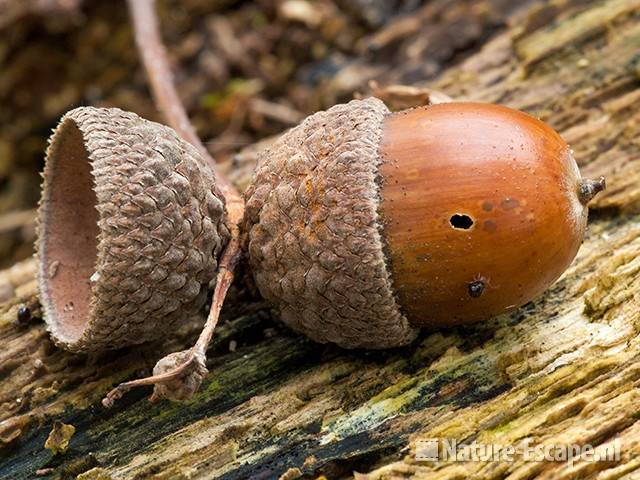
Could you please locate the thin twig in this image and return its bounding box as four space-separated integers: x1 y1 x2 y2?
103 0 244 407
126 0 234 199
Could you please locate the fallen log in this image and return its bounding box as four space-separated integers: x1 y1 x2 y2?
1 0 640 479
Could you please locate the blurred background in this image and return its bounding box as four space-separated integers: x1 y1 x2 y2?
2 2 640 479
0 0 530 268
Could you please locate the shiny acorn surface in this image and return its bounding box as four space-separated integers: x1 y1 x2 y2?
379 102 595 328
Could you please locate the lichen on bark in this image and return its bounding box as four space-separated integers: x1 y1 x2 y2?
1 0 640 479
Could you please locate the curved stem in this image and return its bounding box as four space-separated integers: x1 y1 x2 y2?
103 0 244 407
102 356 195 408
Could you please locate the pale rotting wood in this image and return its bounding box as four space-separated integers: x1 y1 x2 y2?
1 0 640 478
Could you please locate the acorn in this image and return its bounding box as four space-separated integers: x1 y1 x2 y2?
36 107 229 352
244 98 605 349
37 98 605 406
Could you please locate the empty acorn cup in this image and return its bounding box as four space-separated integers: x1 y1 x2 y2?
36 107 230 352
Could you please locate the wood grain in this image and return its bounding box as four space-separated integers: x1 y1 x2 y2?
1 0 640 479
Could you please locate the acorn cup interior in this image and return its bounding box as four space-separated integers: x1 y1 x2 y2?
37 107 229 353
38 118 100 346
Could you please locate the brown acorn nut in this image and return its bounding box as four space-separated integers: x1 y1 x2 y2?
244 98 605 348
37 107 230 352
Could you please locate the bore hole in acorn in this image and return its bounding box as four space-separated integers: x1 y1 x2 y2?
450 214 474 230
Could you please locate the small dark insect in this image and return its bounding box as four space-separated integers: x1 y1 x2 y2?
468 280 485 298
17 305 31 324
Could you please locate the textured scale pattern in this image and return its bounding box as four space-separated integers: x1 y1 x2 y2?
244 98 418 349
38 107 229 352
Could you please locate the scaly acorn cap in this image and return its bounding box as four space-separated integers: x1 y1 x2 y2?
37 107 230 352
244 98 418 349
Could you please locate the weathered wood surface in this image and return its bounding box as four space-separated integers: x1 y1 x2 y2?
2 0 640 479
